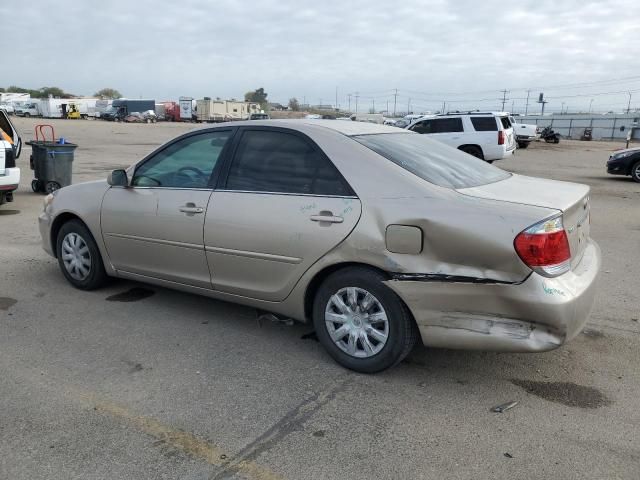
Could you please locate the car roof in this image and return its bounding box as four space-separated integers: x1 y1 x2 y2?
219 119 410 136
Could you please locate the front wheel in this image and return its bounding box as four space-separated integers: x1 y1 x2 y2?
55 219 108 290
631 161 640 183
313 267 418 373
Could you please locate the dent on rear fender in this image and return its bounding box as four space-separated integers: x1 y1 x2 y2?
335 194 553 283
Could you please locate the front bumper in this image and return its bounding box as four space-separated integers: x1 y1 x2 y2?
39 209 55 257
606 161 626 175
385 240 601 352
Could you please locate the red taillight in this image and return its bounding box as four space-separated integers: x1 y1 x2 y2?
514 216 571 277
498 130 505 145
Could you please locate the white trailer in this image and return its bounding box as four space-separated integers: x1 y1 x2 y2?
196 99 260 122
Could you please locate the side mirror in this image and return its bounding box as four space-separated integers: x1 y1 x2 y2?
107 169 129 187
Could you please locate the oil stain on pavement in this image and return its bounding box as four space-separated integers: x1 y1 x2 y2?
0 297 17 310
0 209 20 216
511 379 612 408
106 287 155 302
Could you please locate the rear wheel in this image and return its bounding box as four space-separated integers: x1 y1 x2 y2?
459 145 484 160
517 141 529 149
313 267 418 373
56 219 108 290
631 161 640 183
31 179 44 192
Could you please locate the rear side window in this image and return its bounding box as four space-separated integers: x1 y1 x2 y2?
499 116 512 129
470 117 498 131
353 133 510 189
225 130 351 196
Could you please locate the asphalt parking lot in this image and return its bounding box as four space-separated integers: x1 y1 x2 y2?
1 117 639 480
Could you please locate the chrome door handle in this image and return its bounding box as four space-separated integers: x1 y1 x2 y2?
179 205 204 214
310 214 344 224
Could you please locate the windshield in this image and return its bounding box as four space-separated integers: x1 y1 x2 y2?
353 133 510 189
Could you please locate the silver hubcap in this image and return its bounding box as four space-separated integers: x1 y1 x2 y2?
325 287 389 358
635 164 640 179
61 233 91 281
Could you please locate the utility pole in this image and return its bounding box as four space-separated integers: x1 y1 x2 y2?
393 88 398 116
407 98 411 115
335 86 338 110
372 98 375 113
386 100 389 113
442 101 446 114
500 89 509 111
347 94 352 112
525 90 531 115
589 98 594 114
511 100 514 113
561 102 565 115
627 92 632 114
355 92 359 113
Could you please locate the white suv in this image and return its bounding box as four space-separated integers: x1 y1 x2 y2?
406 112 516 162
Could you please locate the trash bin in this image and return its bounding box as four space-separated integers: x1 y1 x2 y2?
26 125 77 193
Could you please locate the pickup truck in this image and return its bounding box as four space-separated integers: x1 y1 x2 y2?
15 102 41 117
0 110 22 206
509 115 538 148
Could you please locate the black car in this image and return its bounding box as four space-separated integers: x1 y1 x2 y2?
607 147 640 182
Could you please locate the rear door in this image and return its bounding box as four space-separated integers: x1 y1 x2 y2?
204 127 361 301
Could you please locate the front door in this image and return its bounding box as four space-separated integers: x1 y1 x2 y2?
205 128 361 301
101 129 234 288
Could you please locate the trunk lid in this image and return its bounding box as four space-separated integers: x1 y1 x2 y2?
458 174 591 269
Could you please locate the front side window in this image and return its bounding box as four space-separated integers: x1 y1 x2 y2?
471 117 498 131
133 131 232 188
353 133 510 189
410 120 433 134
225 130 351 196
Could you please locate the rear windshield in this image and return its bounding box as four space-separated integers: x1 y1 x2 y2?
470 117 498 131
353 133 510 189
499 116 511 129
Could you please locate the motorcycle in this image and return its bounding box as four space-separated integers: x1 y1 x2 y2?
539 126 560 144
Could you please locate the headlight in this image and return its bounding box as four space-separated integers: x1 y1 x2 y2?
43 192 56 210
612 151 635 159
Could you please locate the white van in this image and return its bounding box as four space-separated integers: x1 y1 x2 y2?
407 112 516 162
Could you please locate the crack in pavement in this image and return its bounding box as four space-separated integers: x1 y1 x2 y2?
209 375 351 480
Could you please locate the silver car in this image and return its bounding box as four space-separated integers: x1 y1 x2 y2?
39 120 601 373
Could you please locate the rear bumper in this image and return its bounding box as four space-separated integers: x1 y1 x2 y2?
0 167 20 191
385 240 601 352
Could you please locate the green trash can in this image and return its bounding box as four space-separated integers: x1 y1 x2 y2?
26 140 77 193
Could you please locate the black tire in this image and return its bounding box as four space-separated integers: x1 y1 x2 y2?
517 141 529 149
55 219 108 290
24 112 30 118
553 136 560 144
459 145 484 160
45 181 61 193
631 161 640 183
312 267 418 373
31 179 43 192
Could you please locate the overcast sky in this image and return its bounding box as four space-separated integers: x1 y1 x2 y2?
5 0 640 113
